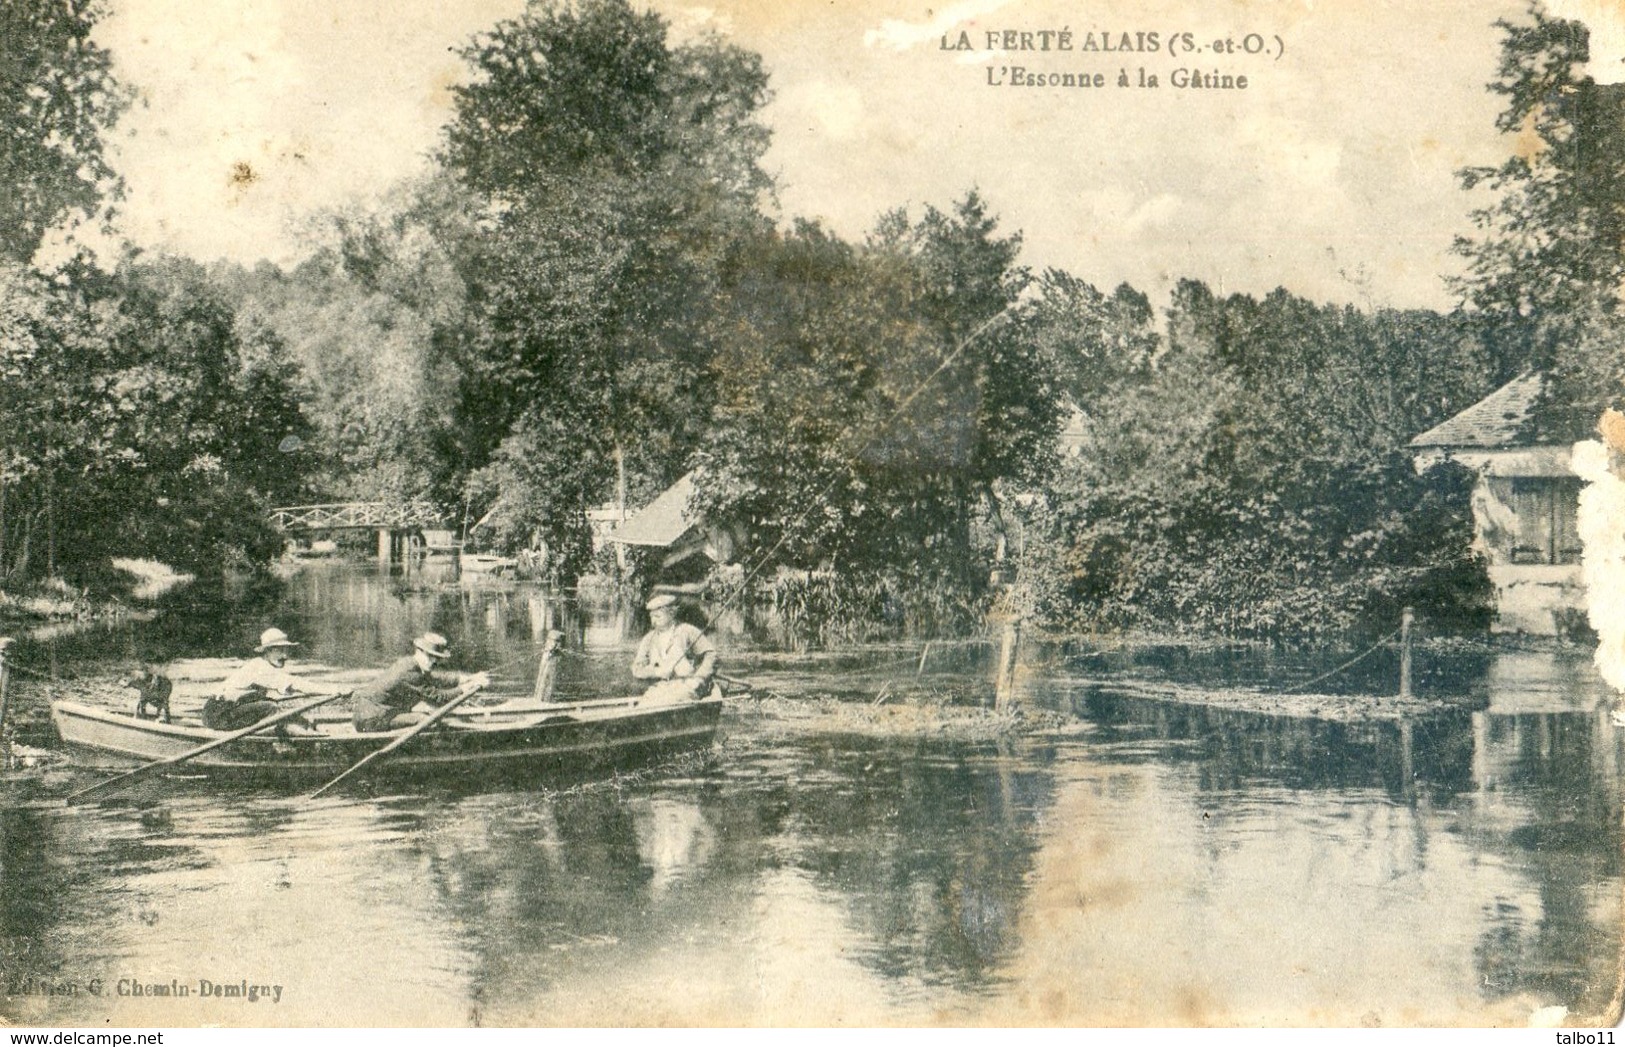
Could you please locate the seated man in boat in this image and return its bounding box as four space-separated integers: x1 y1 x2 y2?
203 627 339 733
632 594 717 701
352 631 490 732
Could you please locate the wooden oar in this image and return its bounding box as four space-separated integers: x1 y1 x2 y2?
66 692 349 804
455 693 641 719
307 680 485 799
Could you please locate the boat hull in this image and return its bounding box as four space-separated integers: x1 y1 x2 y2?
51 696 724 790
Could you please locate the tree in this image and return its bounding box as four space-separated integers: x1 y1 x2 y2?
695 195 1058 615
1025 272 1158 413
235 177 473 506
0 0 130 263
0 256 311 585
77 258 311 574
436 0 775 568
1453 4 1625 391
697 221 921 574
1020 278 1495 640
443 0 770 206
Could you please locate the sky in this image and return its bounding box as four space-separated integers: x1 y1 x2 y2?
85 0 1625 311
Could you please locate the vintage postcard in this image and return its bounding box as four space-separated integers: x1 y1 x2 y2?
1 0 1623 1031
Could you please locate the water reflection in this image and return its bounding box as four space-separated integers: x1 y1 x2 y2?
1075 690 1479 796
777 737 1053 989
0 794 480 1026
1019 675 1625 1024
0 563 1620 1026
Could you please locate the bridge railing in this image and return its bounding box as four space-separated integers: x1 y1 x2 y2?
270 502 445 532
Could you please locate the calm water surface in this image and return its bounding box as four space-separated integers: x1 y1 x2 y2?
0 562 1620 1026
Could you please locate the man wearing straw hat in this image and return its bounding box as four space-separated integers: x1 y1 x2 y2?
203 627 338 732
632 594 717 702
352 631 490 732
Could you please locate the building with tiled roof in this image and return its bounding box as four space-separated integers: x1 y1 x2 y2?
1411 372 1584 635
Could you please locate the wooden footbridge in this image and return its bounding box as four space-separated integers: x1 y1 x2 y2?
269 502 447 561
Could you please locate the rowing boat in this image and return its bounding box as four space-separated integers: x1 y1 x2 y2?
50 693 724 789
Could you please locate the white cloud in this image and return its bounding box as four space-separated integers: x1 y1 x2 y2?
862 0 1017 52
667 5 735 41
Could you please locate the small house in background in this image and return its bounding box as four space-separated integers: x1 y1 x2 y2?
1410 371 1585 635
606 470 740 581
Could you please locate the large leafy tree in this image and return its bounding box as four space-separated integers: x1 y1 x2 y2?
0 0 130 263
234 177 474 506
1025 271 1158 414
1453 3 1625 415
1 257 310 584
697 195 1058 601
73 259 310 575
437 0 773 563
697 221 925 573
0 259 102 581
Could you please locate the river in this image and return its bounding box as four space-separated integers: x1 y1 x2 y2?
0 561 1619 1026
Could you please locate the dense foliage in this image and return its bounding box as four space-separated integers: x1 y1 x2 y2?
438 0 774 562
0 0 305 590
0 0 130 264
1018 284 1496 639
15 0 1618 647
695 195 1057 603
1454 4 1625 435
1 258 309 585
221 178 473 507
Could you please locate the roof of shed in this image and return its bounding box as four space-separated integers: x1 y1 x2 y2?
606 471 701 548
1410 372 1551 449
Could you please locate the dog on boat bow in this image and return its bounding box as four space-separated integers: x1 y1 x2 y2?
121 665 173 723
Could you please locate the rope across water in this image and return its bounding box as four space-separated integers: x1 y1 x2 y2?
1276 628 1401 696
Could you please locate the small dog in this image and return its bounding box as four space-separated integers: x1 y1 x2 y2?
123 666 173 723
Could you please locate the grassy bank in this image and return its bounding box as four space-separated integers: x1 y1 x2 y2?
0 559 193 628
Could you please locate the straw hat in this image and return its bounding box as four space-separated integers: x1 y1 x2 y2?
645 593 677 611
255 627 299 653
413 631 452 659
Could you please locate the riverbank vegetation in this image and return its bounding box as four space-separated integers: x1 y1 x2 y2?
3 0 1621 644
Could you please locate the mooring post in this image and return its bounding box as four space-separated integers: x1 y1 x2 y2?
1399 606 1414 699
1399 718 1416 797
532 630 564 703
994 617 1021 710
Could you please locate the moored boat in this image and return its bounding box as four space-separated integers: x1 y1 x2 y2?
51 693 724 790
458 553 518 574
